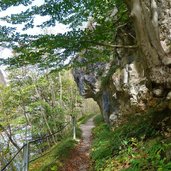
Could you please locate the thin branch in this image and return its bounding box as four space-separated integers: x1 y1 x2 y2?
86 41 138 49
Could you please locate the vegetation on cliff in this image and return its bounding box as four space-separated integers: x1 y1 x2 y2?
91 112 171 170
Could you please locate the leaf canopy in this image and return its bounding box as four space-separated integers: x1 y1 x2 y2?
0 0 130 69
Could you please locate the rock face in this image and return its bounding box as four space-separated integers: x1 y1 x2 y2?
73 57 151 124
73 1 171 124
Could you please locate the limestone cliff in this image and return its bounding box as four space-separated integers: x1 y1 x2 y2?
73 56 151 124
73 1 171 124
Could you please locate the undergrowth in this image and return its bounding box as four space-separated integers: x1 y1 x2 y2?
29 113 94 171
29 138 77 171
91 110 171 171
78 113 95 125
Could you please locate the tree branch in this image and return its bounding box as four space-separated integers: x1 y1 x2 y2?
87 41 138 49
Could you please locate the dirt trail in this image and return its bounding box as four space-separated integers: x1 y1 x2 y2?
61 117 95 171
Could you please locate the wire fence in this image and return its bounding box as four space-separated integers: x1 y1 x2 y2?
1 122 70 171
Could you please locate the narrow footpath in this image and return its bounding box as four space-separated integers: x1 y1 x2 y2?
60 117 95 171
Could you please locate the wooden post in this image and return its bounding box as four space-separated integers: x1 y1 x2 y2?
72 116 76 140
22 143 29 171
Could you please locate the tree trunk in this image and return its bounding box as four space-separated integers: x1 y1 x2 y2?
59 72 63 104
21 103 31 126
125 0 171 90
72 116 76 140
0 125 20 152
45 73 56 107
34 83 57 144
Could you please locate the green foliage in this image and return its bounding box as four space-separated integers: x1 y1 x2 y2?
91 116 113 170
0 67 87 168
30 138 77 171
53 138 76 159
122 140 171 171
0 0 130 70
101 65 118 87
93 114 104 125
77 113 95 125
91 112 171 171
0 0 32 10
75 127 82 139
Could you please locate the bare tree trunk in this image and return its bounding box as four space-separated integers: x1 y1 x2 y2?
41 109 56 142
20 103 31 126
125 0 171 90
45 73 56 107
72 116 76 140
59 72 63 104
33 82 57 144
0 125 20 151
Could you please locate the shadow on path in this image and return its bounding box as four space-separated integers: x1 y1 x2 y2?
60 117 95 171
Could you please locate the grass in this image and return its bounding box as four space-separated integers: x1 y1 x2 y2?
29 113 98 171
29 113 96 171
29 138 77 171
90 111 171 171
77 113 96 125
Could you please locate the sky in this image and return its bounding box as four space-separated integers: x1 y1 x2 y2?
0 0 68 73
0 0 88 79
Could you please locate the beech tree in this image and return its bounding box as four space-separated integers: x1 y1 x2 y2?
125 1 171 89
0 0 171 99
0 1 129 66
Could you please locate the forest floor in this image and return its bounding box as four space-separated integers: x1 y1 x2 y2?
60 117 95 171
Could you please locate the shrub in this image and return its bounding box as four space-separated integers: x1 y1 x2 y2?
78 113 95 125
53 138 76 158
91 111 171 171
